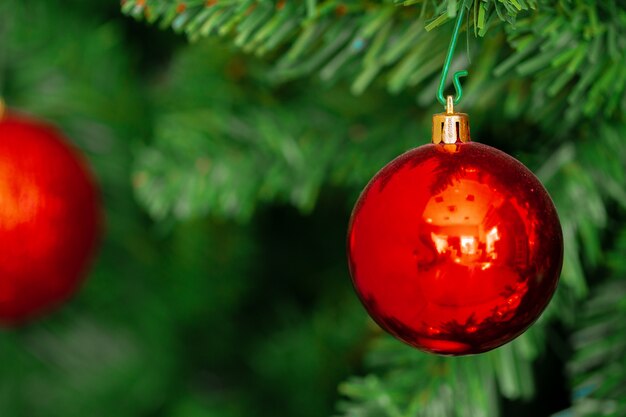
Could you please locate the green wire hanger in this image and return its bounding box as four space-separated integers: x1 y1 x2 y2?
436 2 469 107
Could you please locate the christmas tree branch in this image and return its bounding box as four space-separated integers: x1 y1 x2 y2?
121 0 532 95
564 229 626 416
122 1 626 130
495 0 626 130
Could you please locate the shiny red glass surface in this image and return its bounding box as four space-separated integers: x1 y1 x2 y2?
0 114 100 325
348 142 563 355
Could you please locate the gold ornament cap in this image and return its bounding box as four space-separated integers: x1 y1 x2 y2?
432 96 470 144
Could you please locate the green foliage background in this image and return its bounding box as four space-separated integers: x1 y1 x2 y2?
0 0 625 416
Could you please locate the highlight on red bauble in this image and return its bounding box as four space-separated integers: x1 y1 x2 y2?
0 112 101 325
347 142 563 355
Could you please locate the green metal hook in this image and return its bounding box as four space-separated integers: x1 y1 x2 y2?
436 3 468 107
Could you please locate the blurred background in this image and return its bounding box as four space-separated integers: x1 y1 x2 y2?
0 1 625 416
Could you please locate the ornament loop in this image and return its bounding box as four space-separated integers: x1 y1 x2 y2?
436 2 469 107
446 95 454 114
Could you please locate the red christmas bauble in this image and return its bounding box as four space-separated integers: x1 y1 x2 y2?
348 142 563 355
0 113 100 325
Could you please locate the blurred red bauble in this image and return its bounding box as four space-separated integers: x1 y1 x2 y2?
348 141 563 355
0 112 100 325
